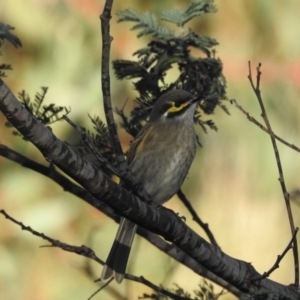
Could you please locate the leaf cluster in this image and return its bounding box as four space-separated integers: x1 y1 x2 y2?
139 280 219 300
114 0 227 137
0 22 22 48
0 22 21 77
3 0 228 176
72 115 116 173
5 87 70 138
54 0 227 169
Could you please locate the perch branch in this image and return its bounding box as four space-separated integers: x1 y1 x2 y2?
0 209 195 300
248 61 299 285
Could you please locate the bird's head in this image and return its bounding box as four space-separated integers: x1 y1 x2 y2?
149 90 200 122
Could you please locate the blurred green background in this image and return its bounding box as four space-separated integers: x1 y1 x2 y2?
0 0 300 299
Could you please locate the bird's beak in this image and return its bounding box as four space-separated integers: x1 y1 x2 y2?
191 95 201 103
186 95 201 106
180 95 200 109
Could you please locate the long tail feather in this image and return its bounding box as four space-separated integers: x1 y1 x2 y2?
101 218 137 283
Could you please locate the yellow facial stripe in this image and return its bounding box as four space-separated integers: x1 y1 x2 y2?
167 101 188 114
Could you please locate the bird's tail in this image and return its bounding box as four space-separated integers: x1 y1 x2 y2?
101 217 137 283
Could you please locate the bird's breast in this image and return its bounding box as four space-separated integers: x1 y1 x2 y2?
130 121 196 204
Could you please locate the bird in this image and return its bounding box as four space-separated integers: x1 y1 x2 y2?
101 89 200 284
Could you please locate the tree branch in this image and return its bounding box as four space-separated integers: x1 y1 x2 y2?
248 62 299 285
0 209 194 300
177 189 219 248
63 115 152 203
252 228 299 281
230 98 300 153
100 0 128 173
0 144 240 295
0 144 115 217
0 79 299 299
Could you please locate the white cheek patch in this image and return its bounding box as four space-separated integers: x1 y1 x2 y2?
164 111 168 117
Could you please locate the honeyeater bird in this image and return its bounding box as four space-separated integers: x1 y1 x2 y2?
101 89 200 283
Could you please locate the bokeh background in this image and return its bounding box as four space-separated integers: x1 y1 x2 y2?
0 0 300 299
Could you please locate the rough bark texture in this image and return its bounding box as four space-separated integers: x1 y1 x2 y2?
0 79 299 299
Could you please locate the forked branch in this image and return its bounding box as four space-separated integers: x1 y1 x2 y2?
248 61 299 285
0 209 194 300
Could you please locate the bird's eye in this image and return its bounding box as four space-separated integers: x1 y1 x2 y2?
165 101 185 115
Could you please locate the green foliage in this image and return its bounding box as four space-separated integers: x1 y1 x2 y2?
0 22 22 49
0 22 21 77
113 0 227 137
5 87 70 137
73 115 116 174
139 280 220 300
3 0 228 174
194 279 219 300
0 64 12 77
117 1 216 37
117 9 174 39
161 1 217 27
78 0 227 167
1 25 68 135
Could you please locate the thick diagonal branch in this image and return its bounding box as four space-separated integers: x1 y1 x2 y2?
0 80 299 299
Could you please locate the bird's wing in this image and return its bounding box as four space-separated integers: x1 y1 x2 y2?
126 123 152 165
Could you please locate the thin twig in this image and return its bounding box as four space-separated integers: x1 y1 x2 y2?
2 84 298 298
0 144 243 296
0 209 195 300
0 209 104 263
177 189 220 248
125 275 196 300
248 61 299 285
88 278 114 300
251 228 299 282
100 0 128 173
230 99 300 153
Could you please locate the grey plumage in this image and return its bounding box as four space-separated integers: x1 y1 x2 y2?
101 90 199 283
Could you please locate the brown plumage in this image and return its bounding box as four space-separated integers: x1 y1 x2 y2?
101 90 199 283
